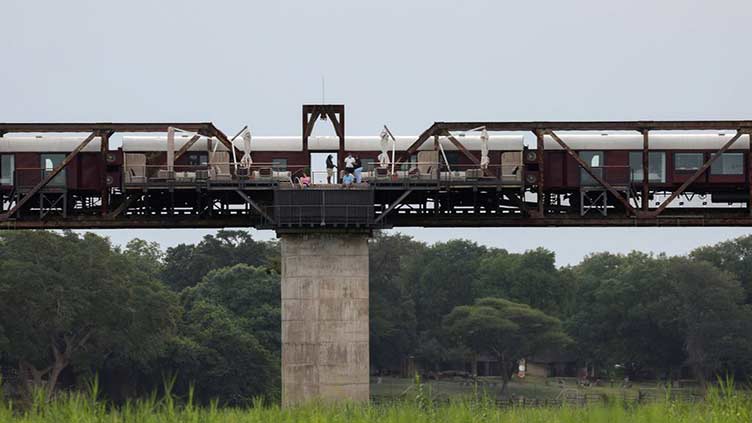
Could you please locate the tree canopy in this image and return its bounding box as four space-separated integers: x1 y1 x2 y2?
444 297 571 394
3 229 752 404
0 231 178 398
161 230 277 291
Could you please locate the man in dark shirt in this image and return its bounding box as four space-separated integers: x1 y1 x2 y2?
326 154 337 184
354 156 363 184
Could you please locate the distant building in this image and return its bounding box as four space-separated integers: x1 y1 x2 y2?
525 351 579 378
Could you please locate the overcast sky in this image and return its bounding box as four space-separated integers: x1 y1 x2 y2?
3 0 752 265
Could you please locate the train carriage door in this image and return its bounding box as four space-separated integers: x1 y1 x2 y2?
40 154 66 187
579 151 603 186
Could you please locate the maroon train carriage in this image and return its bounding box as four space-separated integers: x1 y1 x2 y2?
522 132 752 207
0 136 121 211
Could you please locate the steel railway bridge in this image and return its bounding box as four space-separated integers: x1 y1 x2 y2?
2 108 752 230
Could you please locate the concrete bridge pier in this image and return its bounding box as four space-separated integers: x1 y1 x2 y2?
280 231 370 406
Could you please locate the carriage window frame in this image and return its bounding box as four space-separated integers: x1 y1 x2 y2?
0 154 14 185
710 152 744 176
579 151 603 186
187 152 208 166
40 153 66 187
628 151 666 183
674 153 704 171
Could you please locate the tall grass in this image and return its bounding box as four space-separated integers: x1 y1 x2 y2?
1 381 750 423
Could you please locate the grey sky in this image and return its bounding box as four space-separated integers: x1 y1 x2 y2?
3 0 752 265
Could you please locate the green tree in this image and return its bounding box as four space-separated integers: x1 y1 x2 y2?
182 264 281 354
444 297 571 395
121 238 164 280
0 324 8 357
0 231 178 398
660 258 752 388
401 240 488 369
478 248 573 317
161 230 277 291
368 233 422 373
691 235 752 303
567 252 752 384
166 300 276 404
567 252 686 378
165 263 281 404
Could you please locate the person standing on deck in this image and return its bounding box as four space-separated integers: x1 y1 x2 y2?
354 156 363 184
326 154 337 184
344 153 356 175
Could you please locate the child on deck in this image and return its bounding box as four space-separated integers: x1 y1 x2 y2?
342 172 354 188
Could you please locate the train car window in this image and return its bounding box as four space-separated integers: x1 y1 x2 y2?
580 151 603 186
272 158 288 172
629 152 666 183
674 153 704 171
187 152 208 166
711 153 743 175
0 154 14 185
40 154 66 187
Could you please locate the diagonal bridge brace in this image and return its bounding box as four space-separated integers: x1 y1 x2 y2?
547 130 637 216
440 130 493 177
394 125 491 176
174 134 203 161
395 124 439 165
235 189 276 225
175 125 249 160
1 132 98 220
374 189 413 224
651 130 745 217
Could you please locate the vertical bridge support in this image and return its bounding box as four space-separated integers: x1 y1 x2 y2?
280 231 370 406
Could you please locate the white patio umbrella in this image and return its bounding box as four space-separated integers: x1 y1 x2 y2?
480 128 490 170
240 128 253 169
378 129 391 168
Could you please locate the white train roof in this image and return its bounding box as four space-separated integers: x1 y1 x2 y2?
8 133 746 153
121 135 213 152
121 134 525 152
543 133 751 151
0 136 103 153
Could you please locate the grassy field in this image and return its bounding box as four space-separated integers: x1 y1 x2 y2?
371 375 702 403
0 380 747 423
0 391 749 423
